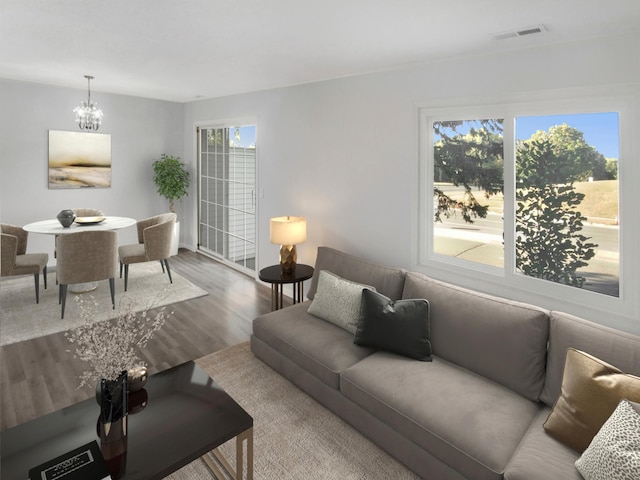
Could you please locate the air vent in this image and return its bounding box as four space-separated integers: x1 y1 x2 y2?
493 25 547 41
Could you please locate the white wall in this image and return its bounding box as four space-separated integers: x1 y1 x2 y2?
182 32 640 334
0 79 184 258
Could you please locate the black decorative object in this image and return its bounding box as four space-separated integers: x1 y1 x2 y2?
98 371 128 479
98 371 128 424
57 209 76 227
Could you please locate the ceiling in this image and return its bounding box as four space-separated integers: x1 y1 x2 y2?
1 1 638 103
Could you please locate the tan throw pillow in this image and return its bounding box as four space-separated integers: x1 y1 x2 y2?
543 348 640 453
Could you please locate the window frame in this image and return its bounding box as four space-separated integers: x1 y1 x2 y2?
416 88 637 324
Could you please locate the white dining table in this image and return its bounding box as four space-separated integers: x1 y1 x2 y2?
24 216 136 292
23 216 136 235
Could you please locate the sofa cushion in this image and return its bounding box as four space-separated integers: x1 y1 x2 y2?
543 348 640 452
340 352 540 480
540 311 640 408
504 408 583 480
401 272 550 401
307 247 406 301
307 270 375 334
354 289 432 361
574 400 640 480
252 302 375 389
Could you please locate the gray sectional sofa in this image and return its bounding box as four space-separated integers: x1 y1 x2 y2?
250 247 640 479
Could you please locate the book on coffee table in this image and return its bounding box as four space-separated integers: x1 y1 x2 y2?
28 440 111 480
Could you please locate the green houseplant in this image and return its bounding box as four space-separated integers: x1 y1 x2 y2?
152 154 190 255
152 154 191 214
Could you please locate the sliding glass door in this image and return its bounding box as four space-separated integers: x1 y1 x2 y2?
198 125 256 272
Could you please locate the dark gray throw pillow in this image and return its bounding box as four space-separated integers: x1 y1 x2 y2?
354 289 432 361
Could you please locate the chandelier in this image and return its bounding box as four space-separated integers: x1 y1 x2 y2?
73 75 103 130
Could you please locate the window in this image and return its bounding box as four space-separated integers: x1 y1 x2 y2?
515 113 619 297
433 119 504 269
420 98 623 305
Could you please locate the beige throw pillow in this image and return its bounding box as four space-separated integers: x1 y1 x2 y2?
307 270 375 334
543 348 640 453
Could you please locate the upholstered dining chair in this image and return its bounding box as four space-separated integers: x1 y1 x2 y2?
118 213 176 292
0 224 48 303
72 207 104 217
54 208 104 260
57 230 118 319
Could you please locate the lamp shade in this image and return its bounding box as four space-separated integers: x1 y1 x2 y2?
270 216 307 245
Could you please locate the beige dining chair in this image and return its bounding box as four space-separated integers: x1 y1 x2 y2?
72 208 104 217
57 230 118 319
54 208 104 260
118 213 176 292
0 224 49 303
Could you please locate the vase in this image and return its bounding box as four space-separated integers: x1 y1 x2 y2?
98 371 128 479
56 209 76 228
98 371 128 425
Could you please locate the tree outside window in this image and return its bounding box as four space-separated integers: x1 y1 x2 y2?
431 112 619 297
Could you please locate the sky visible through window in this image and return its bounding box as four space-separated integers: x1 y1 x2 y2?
433 113 619 159
516 113 619 158
232 125 256 148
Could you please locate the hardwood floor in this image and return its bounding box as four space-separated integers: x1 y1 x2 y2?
0 249 274 431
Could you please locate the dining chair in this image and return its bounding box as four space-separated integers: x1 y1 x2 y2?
0 224 49 303
57 230 118 319
54 208 104 260
72 208 104 217
118 213 176 292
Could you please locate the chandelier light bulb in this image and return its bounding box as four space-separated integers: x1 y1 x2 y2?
74 75 103 131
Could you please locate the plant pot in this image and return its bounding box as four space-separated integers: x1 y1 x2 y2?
171 221 180 256
97 371 128 425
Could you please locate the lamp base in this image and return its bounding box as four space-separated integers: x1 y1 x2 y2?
279 245 297 274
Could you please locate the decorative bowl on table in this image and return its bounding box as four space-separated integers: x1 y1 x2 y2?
75 216 106 225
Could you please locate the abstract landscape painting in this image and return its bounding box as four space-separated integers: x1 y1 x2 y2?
48 130 111 188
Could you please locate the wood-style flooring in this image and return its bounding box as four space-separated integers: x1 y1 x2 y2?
0 249 274 431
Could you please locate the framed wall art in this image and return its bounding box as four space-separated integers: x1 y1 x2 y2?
48 130 112 188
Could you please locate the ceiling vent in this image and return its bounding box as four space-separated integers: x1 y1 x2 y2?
494 25 547 41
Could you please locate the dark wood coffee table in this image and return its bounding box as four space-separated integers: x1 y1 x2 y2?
1 361 253 479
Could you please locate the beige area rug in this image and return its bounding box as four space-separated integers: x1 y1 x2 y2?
0 263 208 346
166 342 419 480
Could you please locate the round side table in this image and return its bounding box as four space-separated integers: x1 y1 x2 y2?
259 264 314 311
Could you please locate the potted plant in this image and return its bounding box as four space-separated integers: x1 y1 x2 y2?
152 154 190 255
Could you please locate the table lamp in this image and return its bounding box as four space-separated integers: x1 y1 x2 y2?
270 216 307 274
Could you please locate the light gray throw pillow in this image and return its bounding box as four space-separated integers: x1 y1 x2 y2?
575 399 640 480
307 270 375 334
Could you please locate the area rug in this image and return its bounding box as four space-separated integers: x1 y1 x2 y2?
0 263 208 346
165 342 419 480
